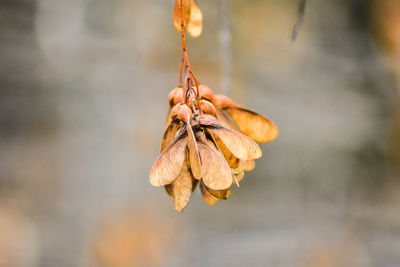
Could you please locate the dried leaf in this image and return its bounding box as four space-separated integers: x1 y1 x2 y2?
172 163 193 212
224 107 279 143
173 0 191 32
150 137 188 187
187 0 203 38
198 140 232 190
200 181 219 205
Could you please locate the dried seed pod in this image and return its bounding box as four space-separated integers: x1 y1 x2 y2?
169 104 180 119
212 94 238 109
187 0 203 38
175 90 184 105
170 103 193 124
168 88 184 106
177 104 193 123
199 99 217 117
168 87 178 105
198 84 214 101
173 0 191 32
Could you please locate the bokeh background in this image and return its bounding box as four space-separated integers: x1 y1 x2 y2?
1 0 400 266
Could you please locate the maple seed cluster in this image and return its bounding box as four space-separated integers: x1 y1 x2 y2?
149 85 279 212
149 0 278 212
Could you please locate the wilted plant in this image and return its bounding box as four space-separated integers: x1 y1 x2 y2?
149 0 279 212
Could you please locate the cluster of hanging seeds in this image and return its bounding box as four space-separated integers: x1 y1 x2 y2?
149 0 279 212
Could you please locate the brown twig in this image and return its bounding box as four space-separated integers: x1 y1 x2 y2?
179 0 201 106
178 56 184 87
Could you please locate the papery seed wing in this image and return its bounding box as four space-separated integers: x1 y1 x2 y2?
224 107 279 143
172 162 193 212
150 137 188 187
242 160 255 172
191 177 199 192
165 185 173 197
198 140 232 190
187 123 202 179
201 114 262 160
200 181 219 205
165 107 172 126
206 186 231 199
161 121 180 152
173 0 191 32
211 132 240 169
216 109 237 130
187 0 203 38
209 127 262 160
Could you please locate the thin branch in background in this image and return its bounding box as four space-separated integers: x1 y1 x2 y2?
291 0 307 42
218 0 232 96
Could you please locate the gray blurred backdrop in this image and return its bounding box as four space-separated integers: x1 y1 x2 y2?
1 0 400 266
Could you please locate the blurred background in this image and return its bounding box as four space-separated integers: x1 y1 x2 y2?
1 0 400 266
